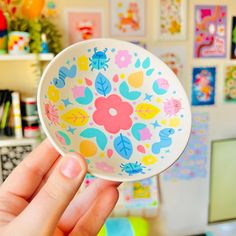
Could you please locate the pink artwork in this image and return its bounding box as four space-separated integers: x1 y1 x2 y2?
66 9 103 44
194 5 227 58
110 0 146 37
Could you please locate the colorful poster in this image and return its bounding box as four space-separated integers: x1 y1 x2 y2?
231 17 236 59
162 112 208 181
109 0 146 37
152 46 185 80
224 65 236 102
194 5 227 58
192 67 216 106
65 9 103 44
157 0 187 40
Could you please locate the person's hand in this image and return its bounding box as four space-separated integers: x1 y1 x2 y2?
0 139 120 236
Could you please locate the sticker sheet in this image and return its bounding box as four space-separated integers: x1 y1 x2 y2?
194 5 227 58
109 0 146 37
224 65 236 102
192 67 216 106
163 112 208 181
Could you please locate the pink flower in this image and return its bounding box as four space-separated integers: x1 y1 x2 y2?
95 161 114 173
93 94 133 134
115 50 132 68
44 102 59 125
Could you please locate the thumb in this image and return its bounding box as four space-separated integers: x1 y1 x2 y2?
16 152 87 235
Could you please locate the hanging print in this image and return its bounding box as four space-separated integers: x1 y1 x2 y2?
231 17 236 59
224 65 236 102
109 0 146 37
194 5 227 58
192 67 216 106
157 0 187 40
65 9 103 44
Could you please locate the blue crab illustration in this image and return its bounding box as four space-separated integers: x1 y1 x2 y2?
89 47 110 71
120 162 146 176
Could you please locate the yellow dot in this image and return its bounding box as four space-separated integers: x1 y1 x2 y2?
120 74 125 79
80 140 97 157
156 98 162 103
58 104 64 110
77 78 83 84
145 144 150 148
99 152 105 158
60 123 66 129
161 119 167 125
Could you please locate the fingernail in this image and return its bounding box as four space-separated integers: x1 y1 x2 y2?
60 156 81 179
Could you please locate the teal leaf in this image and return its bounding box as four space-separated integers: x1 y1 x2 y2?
80 128 108 150
146 68 154 76
119 81 141 101
114 133 133 160
142 57 150 69
135 58 141 68
75 87 93 105
95 72 112 96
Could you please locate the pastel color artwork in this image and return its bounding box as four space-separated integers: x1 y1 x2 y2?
38 39 191 181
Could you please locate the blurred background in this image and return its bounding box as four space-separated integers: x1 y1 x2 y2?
0 0 236 235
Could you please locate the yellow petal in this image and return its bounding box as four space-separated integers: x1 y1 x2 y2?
61 108 89 126
135 103 160 120
128 71 144 88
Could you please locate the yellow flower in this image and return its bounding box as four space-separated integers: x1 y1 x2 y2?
142 155 157 165
47 85 60 102
169 20 181 34
77 55 89 71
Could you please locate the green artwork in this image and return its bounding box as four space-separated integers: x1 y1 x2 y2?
224 65 236 102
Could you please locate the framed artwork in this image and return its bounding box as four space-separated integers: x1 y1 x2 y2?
152 46 185 80
231 17 236 59
65 9 103 45
163 112 208 181
109 0 146 37
194 5 227 58
156 0 187 40
224 65 236 102
192 67 216 106
0 139 38 182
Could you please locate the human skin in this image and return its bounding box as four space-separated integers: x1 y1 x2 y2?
0 139 120 236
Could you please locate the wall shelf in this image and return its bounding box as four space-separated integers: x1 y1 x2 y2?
0 53 54 61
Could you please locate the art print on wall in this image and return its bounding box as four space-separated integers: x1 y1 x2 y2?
194 5 227 58
192 67 216 106
109 0 146 37
231 17 236 59
157 0 187 40
152 46 185 80
163 112 208 181
224 65 236 102
65 9 103 44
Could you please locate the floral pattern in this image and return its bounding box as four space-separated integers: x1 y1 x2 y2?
40 40 190 181
93 94 133 133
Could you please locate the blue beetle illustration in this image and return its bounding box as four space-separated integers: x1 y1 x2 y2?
89 47 110 71
120 162 146 176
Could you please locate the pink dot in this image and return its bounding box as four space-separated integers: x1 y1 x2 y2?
114 88 117 91
132 102 136 105
110 135 113 140
89 122 93 126
88 106 93 110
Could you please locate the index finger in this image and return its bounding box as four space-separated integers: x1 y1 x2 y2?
0 139 60 200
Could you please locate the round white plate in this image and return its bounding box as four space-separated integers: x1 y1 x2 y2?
37 38 191 182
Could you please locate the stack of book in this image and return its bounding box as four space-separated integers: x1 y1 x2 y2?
0 90 40 139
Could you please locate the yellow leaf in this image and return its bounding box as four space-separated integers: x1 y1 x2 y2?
128 71 144 88
135 103 160 120
61 108 89 126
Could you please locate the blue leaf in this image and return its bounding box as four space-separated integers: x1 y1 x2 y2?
80 128 108 150
135 58 141 68
95 72 112 96
114 133 133 160
119 81 141 100
146 68 154 76
142 57 150 69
